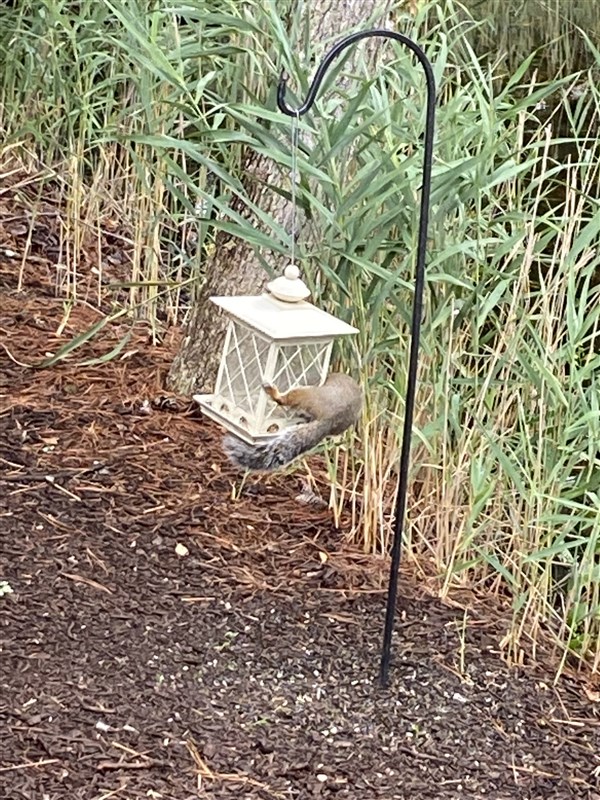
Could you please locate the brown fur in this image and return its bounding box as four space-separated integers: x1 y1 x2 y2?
223 373 362 472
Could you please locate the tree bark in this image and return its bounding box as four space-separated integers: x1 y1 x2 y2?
167 0 392 395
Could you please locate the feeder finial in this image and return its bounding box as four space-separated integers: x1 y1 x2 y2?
267 264 311 303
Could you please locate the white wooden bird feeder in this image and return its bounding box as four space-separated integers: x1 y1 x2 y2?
194 265 358 444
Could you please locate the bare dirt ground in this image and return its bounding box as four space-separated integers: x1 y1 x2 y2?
1 257 599 799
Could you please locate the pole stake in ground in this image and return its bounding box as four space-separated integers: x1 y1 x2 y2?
277 29 436 688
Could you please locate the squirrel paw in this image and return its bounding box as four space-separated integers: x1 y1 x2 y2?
263 383 282 404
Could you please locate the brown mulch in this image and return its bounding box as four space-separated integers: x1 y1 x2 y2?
0 259 599 800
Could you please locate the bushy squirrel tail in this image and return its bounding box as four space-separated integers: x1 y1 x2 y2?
223 418 332 472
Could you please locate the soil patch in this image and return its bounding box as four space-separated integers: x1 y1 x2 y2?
1 264 599 799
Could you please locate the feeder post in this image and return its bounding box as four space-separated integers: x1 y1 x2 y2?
277 30 436 687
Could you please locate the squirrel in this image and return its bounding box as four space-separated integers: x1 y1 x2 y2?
222 373 362 472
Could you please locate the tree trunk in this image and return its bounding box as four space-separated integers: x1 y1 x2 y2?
166 151 289 394
167 0 392 395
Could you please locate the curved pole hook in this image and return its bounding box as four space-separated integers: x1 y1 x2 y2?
277 29 436 688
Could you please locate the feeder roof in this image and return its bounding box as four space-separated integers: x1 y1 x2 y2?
211 294 359 341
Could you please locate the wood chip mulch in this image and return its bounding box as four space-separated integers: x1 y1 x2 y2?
0 259 599 800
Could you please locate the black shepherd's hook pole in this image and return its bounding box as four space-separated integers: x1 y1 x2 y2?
277 30 436 687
